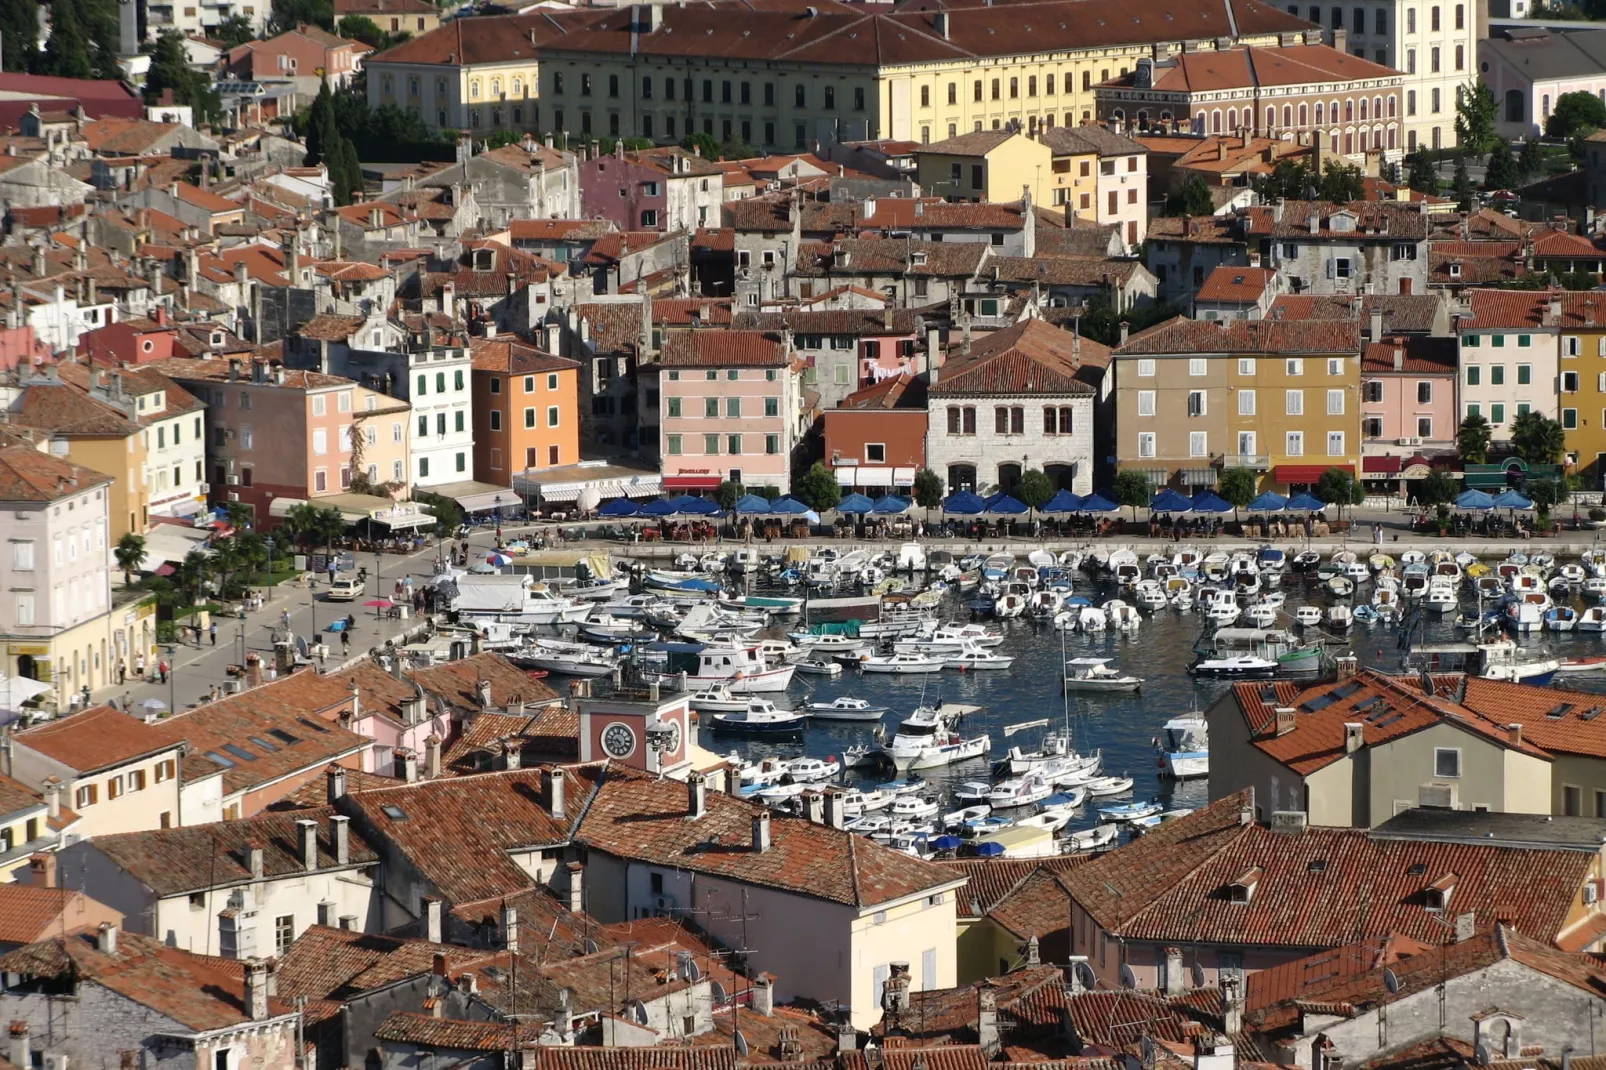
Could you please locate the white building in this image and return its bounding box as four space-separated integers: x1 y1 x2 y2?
1457 290 1563 440
319 346 475 489
1480 27 1606 141
925 318 1098 497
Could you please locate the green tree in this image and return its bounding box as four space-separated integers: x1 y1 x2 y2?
1417 469 1459 507
332 137 363 205
145 30 222 125
304 80 337 166
1112 470 1153 520
713 480 744 510
1457 412 1493 463
1217 467 1257 520
270 0 334 32
1163 177 1215 217
1316 467 1364 522
1257 160 1319 201
414 492 464 538
115 532 147 584
0 0 39 72
1407 147 1439 194
1528 478 1562 512
1455 82 1498 155
1511 410 1567 464
1547 91 1606 140
1484 138 1520 190
1016 469 1054 513
1452 154 1476 211
39 0 92 79
679 132 722 160
1318 160 1365 202
1079 296 1181 348
212 12 256 46
1519 137 1544 179
794 462 842 514
913 468 944 521
336 13 384 45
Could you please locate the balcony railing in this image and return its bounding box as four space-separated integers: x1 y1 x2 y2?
1221 454 1271 470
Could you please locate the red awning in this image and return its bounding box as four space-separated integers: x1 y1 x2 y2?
1273 464 1354 483
1363 455 1403 475
663 475 723 490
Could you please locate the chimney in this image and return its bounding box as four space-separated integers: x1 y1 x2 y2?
244 958 270 1021
544 767 567 819
475 678 493 709
1345 723 1364 753
503 740 522 771
1222 976 1243 1034
822 789 844 829
297 818 318 871
687 771 707 819
328 766 348 803
397 749 419 783
1509 723 1523 748
1393 344 1404 371
501 905 519 953
1550 297 1563 325
977 983 1000 1057
838 1022 857 1054
96 922 118 955
44 777 60 822
882 962 911 1015
27 852 56 889
425 733 442 778
247 841 265 881
1309 211 1321 235
1119 321 1130 345
1025 935 1041 966
566 861 584 913
424 896 443 943
1164 947 1184 994
752 974 775 1016
285 233 299 286
804 791 825 824
331 815 351 865
9 1022 28 1070
1369 307 1384 344
752 810 772 853
1273 707 1297 737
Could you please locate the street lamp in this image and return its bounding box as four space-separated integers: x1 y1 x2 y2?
165 643 176 714
645 716 677 779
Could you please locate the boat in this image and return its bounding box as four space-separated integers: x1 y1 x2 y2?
890 794 940 820
1326 604 1354 631
1038 789 1086 813
511 641 619 677
1084 775 1135 797
804 696 889 721
785 756 841 781
945 646 1016 671
1156 711 1209 779
1558 655 1606 674
688 685 749 714
988 773 1053 809
790 657 844 676
841 789 896 815
882 704 989 771
943 803 992 828
1097 799 1163 822
1062 657 1144 692
1546 606 1579 633
644 642 797 692
1582 606 1606 632
861 652 948 674
448 575 594 625
1014 811 1075 834
952 781 993 803
1294 606 1323 628
1064 824 1119 850
1189 653 1277 677
708 700 810 735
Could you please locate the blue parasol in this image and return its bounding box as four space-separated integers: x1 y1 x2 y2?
1076 492 1118 513
985 492 1029 515
768 496 812 515
1286 492 1328 511
732 494 774 515
972 841 1007 856
1150 488 1193 512
669 494 721 516
930 835 964 851
836 493 875 515
639 498 678 517
1247 491 1288 512
871 495 912 514
1454 489 1495 511
943 490 987 514
1490 489 1534 509
1039 488 1082 513
1189 491 1233 513
597 498 640 517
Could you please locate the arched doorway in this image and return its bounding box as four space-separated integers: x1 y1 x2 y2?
997 463 1022 494
16 655 36 680
948 464 977 493
1045 463 1078 490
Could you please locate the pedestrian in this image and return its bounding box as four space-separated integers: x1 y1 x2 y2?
116 659 126 685
1373 523 1383 547
209 621 218 646
135 653 146 678
317 646 327 667
280 609 291 632
341 630 350 654
158 659 169 683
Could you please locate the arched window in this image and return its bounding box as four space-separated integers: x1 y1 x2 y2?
1283 104 1292 127
491 78 501 96
948 464 977 492
1315 101 1324 124
1266 105 1275 129
1374 95 1383 120
1299 103 1308 126
470 79 481 98
512 77 522 95
382 74 394 94
1345 98 1354 121
1212 109 1223 133
1387 94 1396 117
1388 125 1397 149
1505 88 1525 122
1359 97 1368 121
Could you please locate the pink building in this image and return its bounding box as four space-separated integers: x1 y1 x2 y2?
225 25 366 88
1360 335 1458 467
654 331 801 494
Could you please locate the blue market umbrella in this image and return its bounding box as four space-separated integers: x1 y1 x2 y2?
871 495 912 514
943 490 987 514
639 498 677 517
984 492 1029 515
768 496 812 515
1247 491 1288 512
1150 488 1193 512
597 498 640 517
1455 489 1496 511
733 494 774 515
1287 492 1328 511
836 493 875 515
1039 488 1083 514
1190 491 1233 514
1491 489 1534 510
972 841 1007 856
930 835 964 851
669 494 721 515
1076 492 1118 513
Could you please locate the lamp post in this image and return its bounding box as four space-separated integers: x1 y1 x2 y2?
165 643 176 714
645 717 676 780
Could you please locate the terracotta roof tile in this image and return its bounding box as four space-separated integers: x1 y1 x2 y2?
277 924 484 1000
508 219 616 242
836 373 928 410
408 652 560 712
1267 294 1443 332
1131 44 1397 93
11 381 140 437
1116 315 1360 355
0 886 107 945
376 1012 529 1052
443 707 580 772
1361 337 1458 374
470 336 581 375
0 446 113 503
659 330 785 368
1196 266 1277 303
14 705 179 774
734 308 922 335
1242 200 1429 241
535 1049 736 1070
931 319 1104 396
295 314 368 342
889 966 1070 1043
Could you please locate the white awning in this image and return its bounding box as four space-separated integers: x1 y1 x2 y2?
834 467 856 487
892 467 917 487
521 476 662 502
455 488 517 513
152 497 204 518
376 512 435 529
268 497 309 518
856 467 894 488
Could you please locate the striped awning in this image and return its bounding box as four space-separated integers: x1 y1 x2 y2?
1132 468 1169 486
1180 468 1217 486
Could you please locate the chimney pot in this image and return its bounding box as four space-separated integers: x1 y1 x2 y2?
96 922 118 955
424 896 443 943
501 905 519 953
244 958 270 1021
566 860 584 914
297 818 318 871
331 815 350 865
544 767 566 819
752 810 772 853
687 771 707 819
327 766 347 803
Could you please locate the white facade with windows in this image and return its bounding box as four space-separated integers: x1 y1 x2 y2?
1457 327 1560 438
392 348 474 489
138 392 208 521
926 393 1096 497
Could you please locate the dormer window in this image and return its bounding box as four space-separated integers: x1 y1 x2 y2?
473 248 494 272
1227 866 1262 903
1450 262 1463 279
1425 872 1458 911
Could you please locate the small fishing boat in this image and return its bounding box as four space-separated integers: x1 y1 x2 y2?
952 781 993 803
861 652 947 674
708 700 809 735
945 647 1016 671
1062 657 1144 692
688 685 749 714
1156 711 1209 779
1326 604 1354 631
785 756 841 781
1581 606 1606 632
1038 788 1086 813
1084 775 1136 797
988 773 1054 809
803 696 889 721
1097 799 1163 822
891 794 940 820
1189 653 1277 677
1015 810 1075 834
1064 824 1119 850
943 803 992 827
790 657 844 676
1546 605 1579 633
1294 605 1324 628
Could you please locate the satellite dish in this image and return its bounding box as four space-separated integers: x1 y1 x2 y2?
1119 964 1137 989
295 635 309 657
583 938 598 954
1191 962 1206 988
711 980 728 1002
1383 968 1400 994
734 1031 750 1056
577 487 602 513
1477 1042 1494 1065
1075 962 1096 990
627 998 648 1024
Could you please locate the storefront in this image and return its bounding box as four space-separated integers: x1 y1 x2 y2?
832 466 917 490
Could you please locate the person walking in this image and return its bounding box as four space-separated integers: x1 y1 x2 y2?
157 658 169 683
1373 523 1383 547
135 653 146 678
341 630 351 655
208 621 218 646
116 659 126 685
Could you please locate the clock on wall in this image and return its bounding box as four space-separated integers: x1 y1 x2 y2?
601 722 637 759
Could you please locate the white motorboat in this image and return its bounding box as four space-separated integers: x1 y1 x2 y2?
1244 604 1277 628
1038 788 1086 813
861 652 947 674
943 803 992 827
988 773 1053 809
1326 604 1354 631
708 700 809 735
450 575 593 625
1098 799 1163 822
841 788 896 815
1015 810 1075 834
1582 606 1606 631
512 641 619 677
952 781 993 803
785 756 841 781
891 794 940 820
1105 600 1141 631
883 704 988 770
688 685 749 714
647 643 798 693
1084 775 1136 797
1062 657 1143 692
790 657 844 676
945 646 1015 671
1189 653 1277 677
1156 711 1209 779
804 696 890 721
1294 606 1323 628
1064 824 1119 850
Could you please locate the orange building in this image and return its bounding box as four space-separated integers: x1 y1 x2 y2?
470 335 581 484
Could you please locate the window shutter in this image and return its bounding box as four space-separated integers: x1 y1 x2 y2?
1325 259 1336 278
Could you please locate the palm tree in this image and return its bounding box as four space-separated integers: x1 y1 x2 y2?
1457 413 1492 464
1511 411 1567 465
114 532 146 584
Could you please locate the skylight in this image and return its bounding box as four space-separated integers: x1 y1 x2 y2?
248 735 280 752
205 751 236 768
382 805 407 820
269 728 301 744
222 744 258 762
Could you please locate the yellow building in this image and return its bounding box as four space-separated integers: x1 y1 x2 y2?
912 130 1051 204
8 378 149 545
1113 316 1363 493
365 0 1319 145
1554 296 1606 487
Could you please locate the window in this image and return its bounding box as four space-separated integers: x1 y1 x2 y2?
1137 432 1156 458
1417 416 1433 439
727 434 742 455
705 397 719 418
1434 747 1461 777
1137 391 1155 417
704 434 720 455
1491 403 1506 424
1286 390 1304 415
1465 365 1480 386
1189 358 1207 376
667 434 682 456
726 397 742 418
1491 365 1505 386
1327 431 1345 456
1565 408 1579 430
1188 390 1207 417
824 86 835 108
524 408 536 429
1286 359 1304 376
1239 390 1256 415
1417 381 1433 404
275 914 295 955
547 407 560 428
1286 431 1305 456
1190 431 1208 457
1364 417 1384 438
1238 358 1257 376
1518 364 1531 385
11 541 33 571
1567 336 1583 357
1137 359 1156 377
489 411 502 431
1327 389 1345 415
75 784 97 808
1564 371 1580 393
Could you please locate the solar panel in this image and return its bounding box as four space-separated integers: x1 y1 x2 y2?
1376 713 1404 728
1366 705 1394 722
1354 696 1386 715
269 728 301 745
222 743 258 762
1301 695 1337 713
1548 703 1575 719
1329 682 1363 700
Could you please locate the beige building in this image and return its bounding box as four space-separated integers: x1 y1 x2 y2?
7 706 185 839
365 0 1316 146
1039 124 1150 245
912 130 1052 205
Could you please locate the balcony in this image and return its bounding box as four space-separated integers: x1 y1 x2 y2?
1221 454 1270 470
